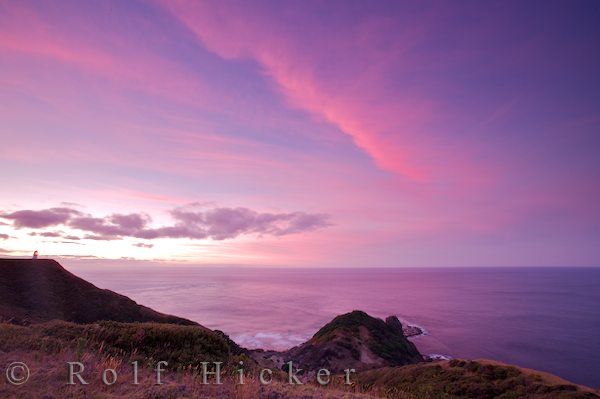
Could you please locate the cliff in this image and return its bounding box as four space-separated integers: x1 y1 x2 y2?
0 258 197 325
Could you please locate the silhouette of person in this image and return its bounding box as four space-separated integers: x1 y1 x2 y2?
32 250 38 259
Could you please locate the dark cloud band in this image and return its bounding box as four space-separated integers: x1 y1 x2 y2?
1 204 331 241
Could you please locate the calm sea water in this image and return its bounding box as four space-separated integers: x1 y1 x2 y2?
66 265 600 388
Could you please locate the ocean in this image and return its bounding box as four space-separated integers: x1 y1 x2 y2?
66 265 600 388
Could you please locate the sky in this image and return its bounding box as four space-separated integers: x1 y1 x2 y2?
0 0 599 267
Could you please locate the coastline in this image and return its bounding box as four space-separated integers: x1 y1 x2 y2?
51 264 600 388
403 322 454 362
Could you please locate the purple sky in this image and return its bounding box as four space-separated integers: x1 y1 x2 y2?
0 0 599 266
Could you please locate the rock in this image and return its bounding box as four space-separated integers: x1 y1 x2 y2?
385 315 403 332
283 310 423 373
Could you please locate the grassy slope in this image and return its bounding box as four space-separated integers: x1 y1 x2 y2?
354 359 600 399
0 320 232 370
0 259 196 325
0 321 377 399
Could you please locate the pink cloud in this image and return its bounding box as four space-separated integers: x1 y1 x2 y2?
29 231 63 238
0 2 292 174
63 235 82 241
1 208 82 228
161 1 443 181
0 2 216 110
133 243 154 249
0 204 331 242
1 2 380 209
170 206 332 240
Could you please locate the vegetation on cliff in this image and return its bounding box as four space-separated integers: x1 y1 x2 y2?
283 310 422 373
0 320 234 371
355 359 600 399
0 259 196 325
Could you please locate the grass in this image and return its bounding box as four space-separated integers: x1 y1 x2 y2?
2 323 599 398
0 321 377 398
0 320 232 371
354 360 600 399
0 349 377 399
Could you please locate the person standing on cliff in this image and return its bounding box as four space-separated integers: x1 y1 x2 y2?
32 250 38 259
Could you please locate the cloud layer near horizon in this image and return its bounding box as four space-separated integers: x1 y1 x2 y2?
1 205 331 242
